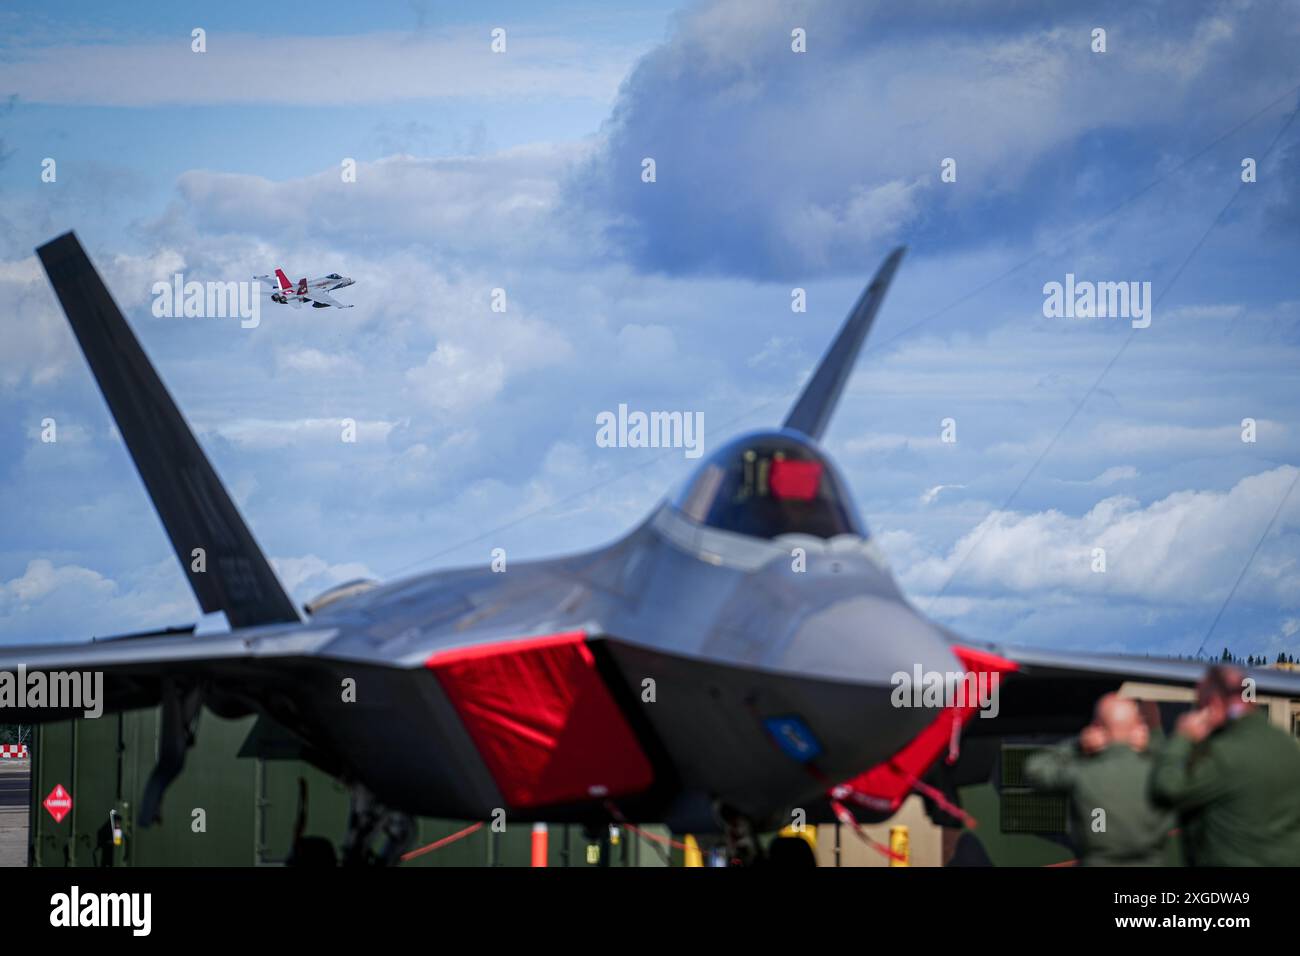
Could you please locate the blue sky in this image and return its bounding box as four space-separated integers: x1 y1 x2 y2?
1 0 1299 662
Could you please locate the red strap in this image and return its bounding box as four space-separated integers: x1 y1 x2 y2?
947 709 962 764
399 821 485 862
604 801 709 854
829 769 979 831
909 776 978 829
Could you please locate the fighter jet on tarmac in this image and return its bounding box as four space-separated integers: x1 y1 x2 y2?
254 268 355 309
10 232 1300 865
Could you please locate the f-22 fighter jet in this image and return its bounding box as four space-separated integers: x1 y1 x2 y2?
254 267 355 309
13 232 1300 865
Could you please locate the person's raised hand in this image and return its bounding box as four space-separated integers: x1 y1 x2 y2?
1175 708 1214 743
1080 724 1108 754
1129 721 1150 753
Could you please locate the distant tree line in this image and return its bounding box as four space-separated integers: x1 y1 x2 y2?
1164 649 1297 666
1210 649 1296 667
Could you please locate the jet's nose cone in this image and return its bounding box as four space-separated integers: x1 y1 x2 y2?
776 594 978 775
782 593 962 688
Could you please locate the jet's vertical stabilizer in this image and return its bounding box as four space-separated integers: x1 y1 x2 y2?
36 232 301 629
782 247 906 441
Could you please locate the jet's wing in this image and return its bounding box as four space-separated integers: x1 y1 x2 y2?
0 622 351 824
304 290 352 309
975 640 1300 699
833 635 1300 822
0 625 335 719
942 636 1300 742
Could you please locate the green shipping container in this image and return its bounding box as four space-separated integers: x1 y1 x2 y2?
29 708 670 867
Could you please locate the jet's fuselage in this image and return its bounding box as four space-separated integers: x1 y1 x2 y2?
300 432 963 830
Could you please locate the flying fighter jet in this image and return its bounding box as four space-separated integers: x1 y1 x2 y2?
254 268 355 309
12 232 1300 865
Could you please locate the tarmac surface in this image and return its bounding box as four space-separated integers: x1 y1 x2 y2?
0 761 30 867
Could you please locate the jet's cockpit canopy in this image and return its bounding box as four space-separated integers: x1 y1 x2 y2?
671 430 865 540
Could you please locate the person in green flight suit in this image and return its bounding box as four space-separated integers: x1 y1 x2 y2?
1150 664 1300 866
1024 693 1173 866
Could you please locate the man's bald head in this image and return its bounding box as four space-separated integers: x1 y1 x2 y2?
1094 693 1141 739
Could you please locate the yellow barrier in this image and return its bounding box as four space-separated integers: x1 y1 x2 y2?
889 825 909 867
683 833 704 867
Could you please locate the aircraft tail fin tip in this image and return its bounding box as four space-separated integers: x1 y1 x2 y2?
781 246 906 441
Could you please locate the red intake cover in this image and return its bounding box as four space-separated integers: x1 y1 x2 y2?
426 632 653 809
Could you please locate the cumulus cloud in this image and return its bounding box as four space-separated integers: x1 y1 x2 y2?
902 466 1300 607
1 559 113 605
402 304 573 413
575 0 1300 278
0 244 198 391
0 257 77 390
404 344 506 413
0 557 194 642
171 144 598 261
